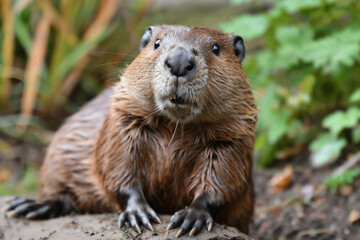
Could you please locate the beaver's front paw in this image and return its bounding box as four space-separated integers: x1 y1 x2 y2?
117 200 161 233
2 197 65 219
167 207 214 237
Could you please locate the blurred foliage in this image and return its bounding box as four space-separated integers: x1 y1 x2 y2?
221 0 360 168
325 167 360 192
0 0 157 142
0 165 38 196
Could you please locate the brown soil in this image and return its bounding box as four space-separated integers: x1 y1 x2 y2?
250 167 360 240
0 197 250 240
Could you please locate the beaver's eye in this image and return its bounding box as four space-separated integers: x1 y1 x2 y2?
154 39 161 50
212 43 220 56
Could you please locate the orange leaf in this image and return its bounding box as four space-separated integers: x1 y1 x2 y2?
348 210 360 224
269 166 293 193
0 169 11 183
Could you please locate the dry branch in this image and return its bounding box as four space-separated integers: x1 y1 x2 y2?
332 151 360 176
0 0 15 111
13 0 32 13
36 0 78 46
16 16 50 130
60 0 120 98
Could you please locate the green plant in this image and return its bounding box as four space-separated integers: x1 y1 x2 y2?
221 0 360 167
325 167 360 192
0 165 38 197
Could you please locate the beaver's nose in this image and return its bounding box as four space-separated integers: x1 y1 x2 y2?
165 49 195 77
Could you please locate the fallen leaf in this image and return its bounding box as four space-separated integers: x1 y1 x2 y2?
0 169 11 183
340 185 353 197
269 166 293 193
348 210 360 224
315 198 325 205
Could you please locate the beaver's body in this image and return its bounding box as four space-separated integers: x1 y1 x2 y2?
4 25 257 235
38 88 116 213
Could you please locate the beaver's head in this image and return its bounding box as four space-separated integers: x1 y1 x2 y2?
123 25 253 123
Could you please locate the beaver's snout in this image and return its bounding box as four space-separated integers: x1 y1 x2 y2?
153 43 206 121
165 47 196 77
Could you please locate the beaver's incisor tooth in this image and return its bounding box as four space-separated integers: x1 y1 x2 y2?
170 94 177 100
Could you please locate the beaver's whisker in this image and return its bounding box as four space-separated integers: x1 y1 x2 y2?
169 121 179 145
97 61 154 68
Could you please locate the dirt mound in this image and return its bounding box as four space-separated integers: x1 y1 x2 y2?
0 197 251 240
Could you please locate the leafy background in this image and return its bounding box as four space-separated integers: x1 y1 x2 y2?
225 0 360 172
1 0 360 207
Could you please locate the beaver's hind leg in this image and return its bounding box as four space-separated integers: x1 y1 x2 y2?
2 196 76 219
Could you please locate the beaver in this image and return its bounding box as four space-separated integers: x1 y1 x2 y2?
3 25 258 237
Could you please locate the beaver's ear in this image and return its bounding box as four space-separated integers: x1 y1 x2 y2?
232 35 245 62
140 26 155 50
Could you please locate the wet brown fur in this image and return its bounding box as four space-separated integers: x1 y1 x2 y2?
39 25 258 234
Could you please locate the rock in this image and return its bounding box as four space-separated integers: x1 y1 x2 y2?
0 197 252 240
301 184 314 202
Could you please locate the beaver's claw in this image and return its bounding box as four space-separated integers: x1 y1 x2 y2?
117 202 160 233
2 197 60 219
166 207 214 237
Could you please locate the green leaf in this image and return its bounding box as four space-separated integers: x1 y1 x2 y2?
230 0 251 4
0 184 17 196
246 51 273 86
220 14 269 40
22 166 38 191
309 133 332 152
300 28 360 73
256 141 277 168
325 167 360 192
352 126 360 144
322 107 360 135
256 24 315 72
275 24 314 46
275 0 322 13
299 74 315 94
257 84 301 143
14 15 32 55
255 133 277 167
350 89 360 103
310 135 346 167
255 132 267 151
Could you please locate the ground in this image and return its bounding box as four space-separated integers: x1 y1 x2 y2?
251 166 360 240
0 203 250 240
1 142 360 239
